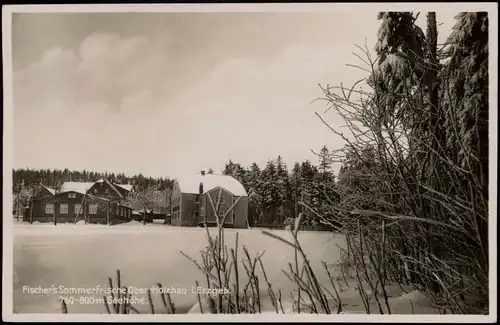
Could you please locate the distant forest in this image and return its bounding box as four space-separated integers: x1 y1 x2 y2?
12 169 175 192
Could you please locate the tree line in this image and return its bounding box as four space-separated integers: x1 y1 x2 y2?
12 145 339 226
12 168 175 192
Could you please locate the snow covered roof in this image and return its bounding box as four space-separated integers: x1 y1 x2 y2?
175 174 248 197
114 183 134 192
59 182 95 195
41 185 55 195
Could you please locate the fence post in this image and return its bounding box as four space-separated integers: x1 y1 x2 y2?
107 202 111 225
29 199 34 224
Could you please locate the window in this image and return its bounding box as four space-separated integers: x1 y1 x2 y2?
220 197 225 205
60 204 69 214
68 192 76 199
194 211 199 217
74 204 82 215
219 211 225 217
93 188 98 193
45 203 54 214
89 204 98 215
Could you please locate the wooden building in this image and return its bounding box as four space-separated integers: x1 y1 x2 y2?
87 178 135 200
24 185 55 222
27 179 134 225
170 173 249 228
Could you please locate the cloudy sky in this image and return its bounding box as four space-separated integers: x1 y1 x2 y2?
10 8 459 178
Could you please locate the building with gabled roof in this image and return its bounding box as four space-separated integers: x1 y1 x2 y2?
27 178 135 225
114 183 135 193
59 182 95 195
175 174 248 197
170 172 249 228
41 184 55 196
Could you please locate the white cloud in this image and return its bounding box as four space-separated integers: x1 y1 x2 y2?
12 31 376 176
13 12 459 177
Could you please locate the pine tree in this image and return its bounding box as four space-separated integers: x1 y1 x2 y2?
260 159 279 223
290 162 303 217
246 162 263 225
440 12 489 271
370 11 428 147
317 145 334 182
275 156 291 223
247 163 262 194
441 12 489 178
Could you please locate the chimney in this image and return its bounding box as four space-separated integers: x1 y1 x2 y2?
201 170 206 176
199 182 204 195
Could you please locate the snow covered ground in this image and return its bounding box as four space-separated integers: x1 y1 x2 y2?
13 221 345 314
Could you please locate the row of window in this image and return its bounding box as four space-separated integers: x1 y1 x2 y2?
172 195 239 206
171 210 236 219
45 203 130 217
201 210 235 218
117 206 131 218
45 203 98 215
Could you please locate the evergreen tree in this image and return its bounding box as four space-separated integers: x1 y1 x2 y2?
275 156 290 203
246 162 263 224
317 145 335 182
260 159 279 223
290 162 303 217
247 163 262 194
441 12 489 179
275 156 292 223
440 11 489 271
